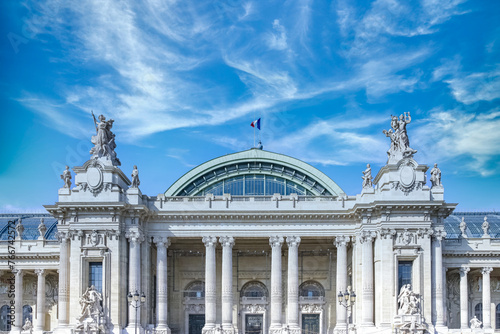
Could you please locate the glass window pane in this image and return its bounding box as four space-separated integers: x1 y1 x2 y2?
89 262 103 293
398 261 412 292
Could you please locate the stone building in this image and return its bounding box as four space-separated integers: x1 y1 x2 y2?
1 113 499 334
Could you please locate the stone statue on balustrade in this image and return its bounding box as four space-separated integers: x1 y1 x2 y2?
383 112 417 164
131 165 140 188
459 217 467 238
90 112 121 166
38 218 47 239
470 316 482 329
61 165 72 188
482 217 490 237
362 164 373 188
76 285 105 333
430 163 442 187
398 284 420 315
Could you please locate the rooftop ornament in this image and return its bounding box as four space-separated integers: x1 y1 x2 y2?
382 112 417 164
89 112 121 166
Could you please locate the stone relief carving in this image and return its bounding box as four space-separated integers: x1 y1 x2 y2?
382 112 417 164
185 304 205 313
391 159 424 195
379 228 396 239
446 273 460 328
398 229 415 245
300 304 322 313
61 165 72 188
87 230 101 247
362 164 373 189
244 304 266 313
90 113 121 166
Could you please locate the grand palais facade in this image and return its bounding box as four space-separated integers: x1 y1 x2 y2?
1 114 499 334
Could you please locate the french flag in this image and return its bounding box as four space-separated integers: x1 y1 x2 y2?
250 118 261 130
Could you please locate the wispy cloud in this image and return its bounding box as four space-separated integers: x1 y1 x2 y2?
414 110 500 176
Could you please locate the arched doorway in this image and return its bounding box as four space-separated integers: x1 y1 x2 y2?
240 281 268 334
299 281 325 334
183 281 205 334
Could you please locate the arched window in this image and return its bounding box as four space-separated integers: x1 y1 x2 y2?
475 303 483 322
184 281 205 298
496 304 500 329
299 281 325 298
0 305 11 331
22 305 32 326
240 281 268 298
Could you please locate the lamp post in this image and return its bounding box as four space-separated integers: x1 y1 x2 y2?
338 290 356 334
128 291 146 334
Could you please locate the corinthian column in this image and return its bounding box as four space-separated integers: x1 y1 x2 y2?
202 236 218 332
12 269 24 333
153 236 171 332
287 236 301 329
34 269 46 333
126 231 144 329
482 267 493 329
460 267 470 329
220 236 235 332
361 231 375 327
269 236 284 332
334 235 349 334
433 230 446 326
56 232 70 329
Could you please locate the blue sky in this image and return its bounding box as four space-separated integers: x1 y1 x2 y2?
1 0 499 212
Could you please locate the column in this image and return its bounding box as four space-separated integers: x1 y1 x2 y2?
361 232 375 327
482 267 493 329
56 232 70 328
35 269 46 333
12 269 24 332
269 236 284 331
460 267 470 329
202 236 218 331
433 231 445 326
335 236 349 333
287 236 301 329
220 236 235 332
153 236 171 332
126 231 143 328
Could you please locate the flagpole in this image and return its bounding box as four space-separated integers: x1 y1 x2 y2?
253 125 256 148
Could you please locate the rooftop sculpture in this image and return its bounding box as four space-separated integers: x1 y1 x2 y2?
89 112 121 166
383 112 417 164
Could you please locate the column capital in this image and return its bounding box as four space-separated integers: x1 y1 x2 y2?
153 236 170 248
286 236 301 248
379 228 396 239
125 230 144 243
56 231 70 243
13 268 24 278
433 229 447 241
481 267 493 275
335 235 350 247
219 236 235 248
359 230 376 243
34 269 46 277
202 236 218 247
269 236 284 248
460 266 470 276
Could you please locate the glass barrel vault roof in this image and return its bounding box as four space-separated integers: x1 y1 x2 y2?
164 149 346 197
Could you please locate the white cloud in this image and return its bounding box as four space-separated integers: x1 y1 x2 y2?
433 59 500 104
266 19 288 51
413 110 500 176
